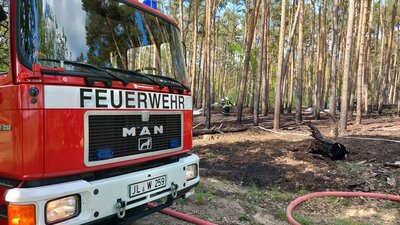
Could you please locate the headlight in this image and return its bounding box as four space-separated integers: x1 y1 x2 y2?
186 164 198 181
45 195 80 224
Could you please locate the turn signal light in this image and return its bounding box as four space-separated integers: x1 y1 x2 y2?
8 204 35 225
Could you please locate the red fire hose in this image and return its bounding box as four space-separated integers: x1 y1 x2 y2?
286 192 400 225
149 192 400 225
147 203 218 225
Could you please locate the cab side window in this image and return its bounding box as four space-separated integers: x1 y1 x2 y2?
0 0 9 74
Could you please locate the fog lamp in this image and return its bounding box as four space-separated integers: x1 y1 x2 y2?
45 195 80 224
186 164 198 181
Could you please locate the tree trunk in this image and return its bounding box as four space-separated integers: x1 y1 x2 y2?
178 0 183 40
375 0 385 110
190 0 198 108
254 0 267 126
236 0 261 124
378 0 397 115
339 0 356 131
328 0 339 115
315 0 327 120
393 33 400 105
288 46 295 114
262 0 270 116
273 0 287 130
197 14 206 109
364 0 374 113
210 0 217 104
295 0 304 123
308 2 316 108
355 0 369 125
204 0 213 128
274 2 300 129
348 1 363 118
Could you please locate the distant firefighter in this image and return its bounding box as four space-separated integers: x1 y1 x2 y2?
222 97 232 116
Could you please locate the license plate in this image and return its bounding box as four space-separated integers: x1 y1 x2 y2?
129 175 166 198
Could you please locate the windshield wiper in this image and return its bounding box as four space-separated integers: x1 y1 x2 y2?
39 59 130 86
102 67 165 90
150 74 191 93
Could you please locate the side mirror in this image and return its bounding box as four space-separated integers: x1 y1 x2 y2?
0 6 7 22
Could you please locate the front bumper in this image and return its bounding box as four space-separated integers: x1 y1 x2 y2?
5 154 200 224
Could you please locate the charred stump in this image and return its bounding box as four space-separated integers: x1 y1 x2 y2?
307 122 348 160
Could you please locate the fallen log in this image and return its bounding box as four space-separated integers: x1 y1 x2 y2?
193 126 248 136
384 162 400 168
307 122 348 160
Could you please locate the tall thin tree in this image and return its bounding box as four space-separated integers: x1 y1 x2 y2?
262 0 270 116
190 0 198 107
236 0 261 124
274 2 300 129
273 0 287 130
328 0 339 116
205 0 213 128
295 0 304 123
356 0 369 125
378 0 397 115
339 0 356 131
254 0 267 126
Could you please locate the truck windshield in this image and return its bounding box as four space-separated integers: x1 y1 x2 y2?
17 0 188 84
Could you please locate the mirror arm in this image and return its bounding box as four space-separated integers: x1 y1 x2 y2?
182 41 187 67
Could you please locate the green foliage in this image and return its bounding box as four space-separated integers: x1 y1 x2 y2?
238 214 251 222
326 197 352 206
228 43 243 55
337 162 365 176
334 219 370 225
174 198 189 206
245 184 263 203
194 184 214 204
384 202 400 209
265 187 294 202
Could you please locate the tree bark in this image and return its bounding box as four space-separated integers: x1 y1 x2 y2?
308 2 316 108
378 0 397 115
236 0 261 124
254 0 267 126
349 1 364 117
364 0 374 113
273 0 287 130
274 2 300 129
328 0 339 116
295 0 304 123
355 0 369 125
393 33 400 105
204 0 213 128
178 0 184 40
375 0 385 110
315 0 327 120
288 46 295 114
262 0 270 116
190 0 198 108
339 0 356 131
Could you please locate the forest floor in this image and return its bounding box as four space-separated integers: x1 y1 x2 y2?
134 106 400 225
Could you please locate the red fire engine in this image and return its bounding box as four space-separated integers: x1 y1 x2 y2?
0 0 199 224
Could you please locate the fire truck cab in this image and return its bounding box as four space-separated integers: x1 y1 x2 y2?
0 0 199 224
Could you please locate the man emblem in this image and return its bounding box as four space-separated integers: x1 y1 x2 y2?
139 138 152 151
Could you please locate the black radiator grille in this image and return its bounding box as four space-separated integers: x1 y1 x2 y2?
87 114 182 162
